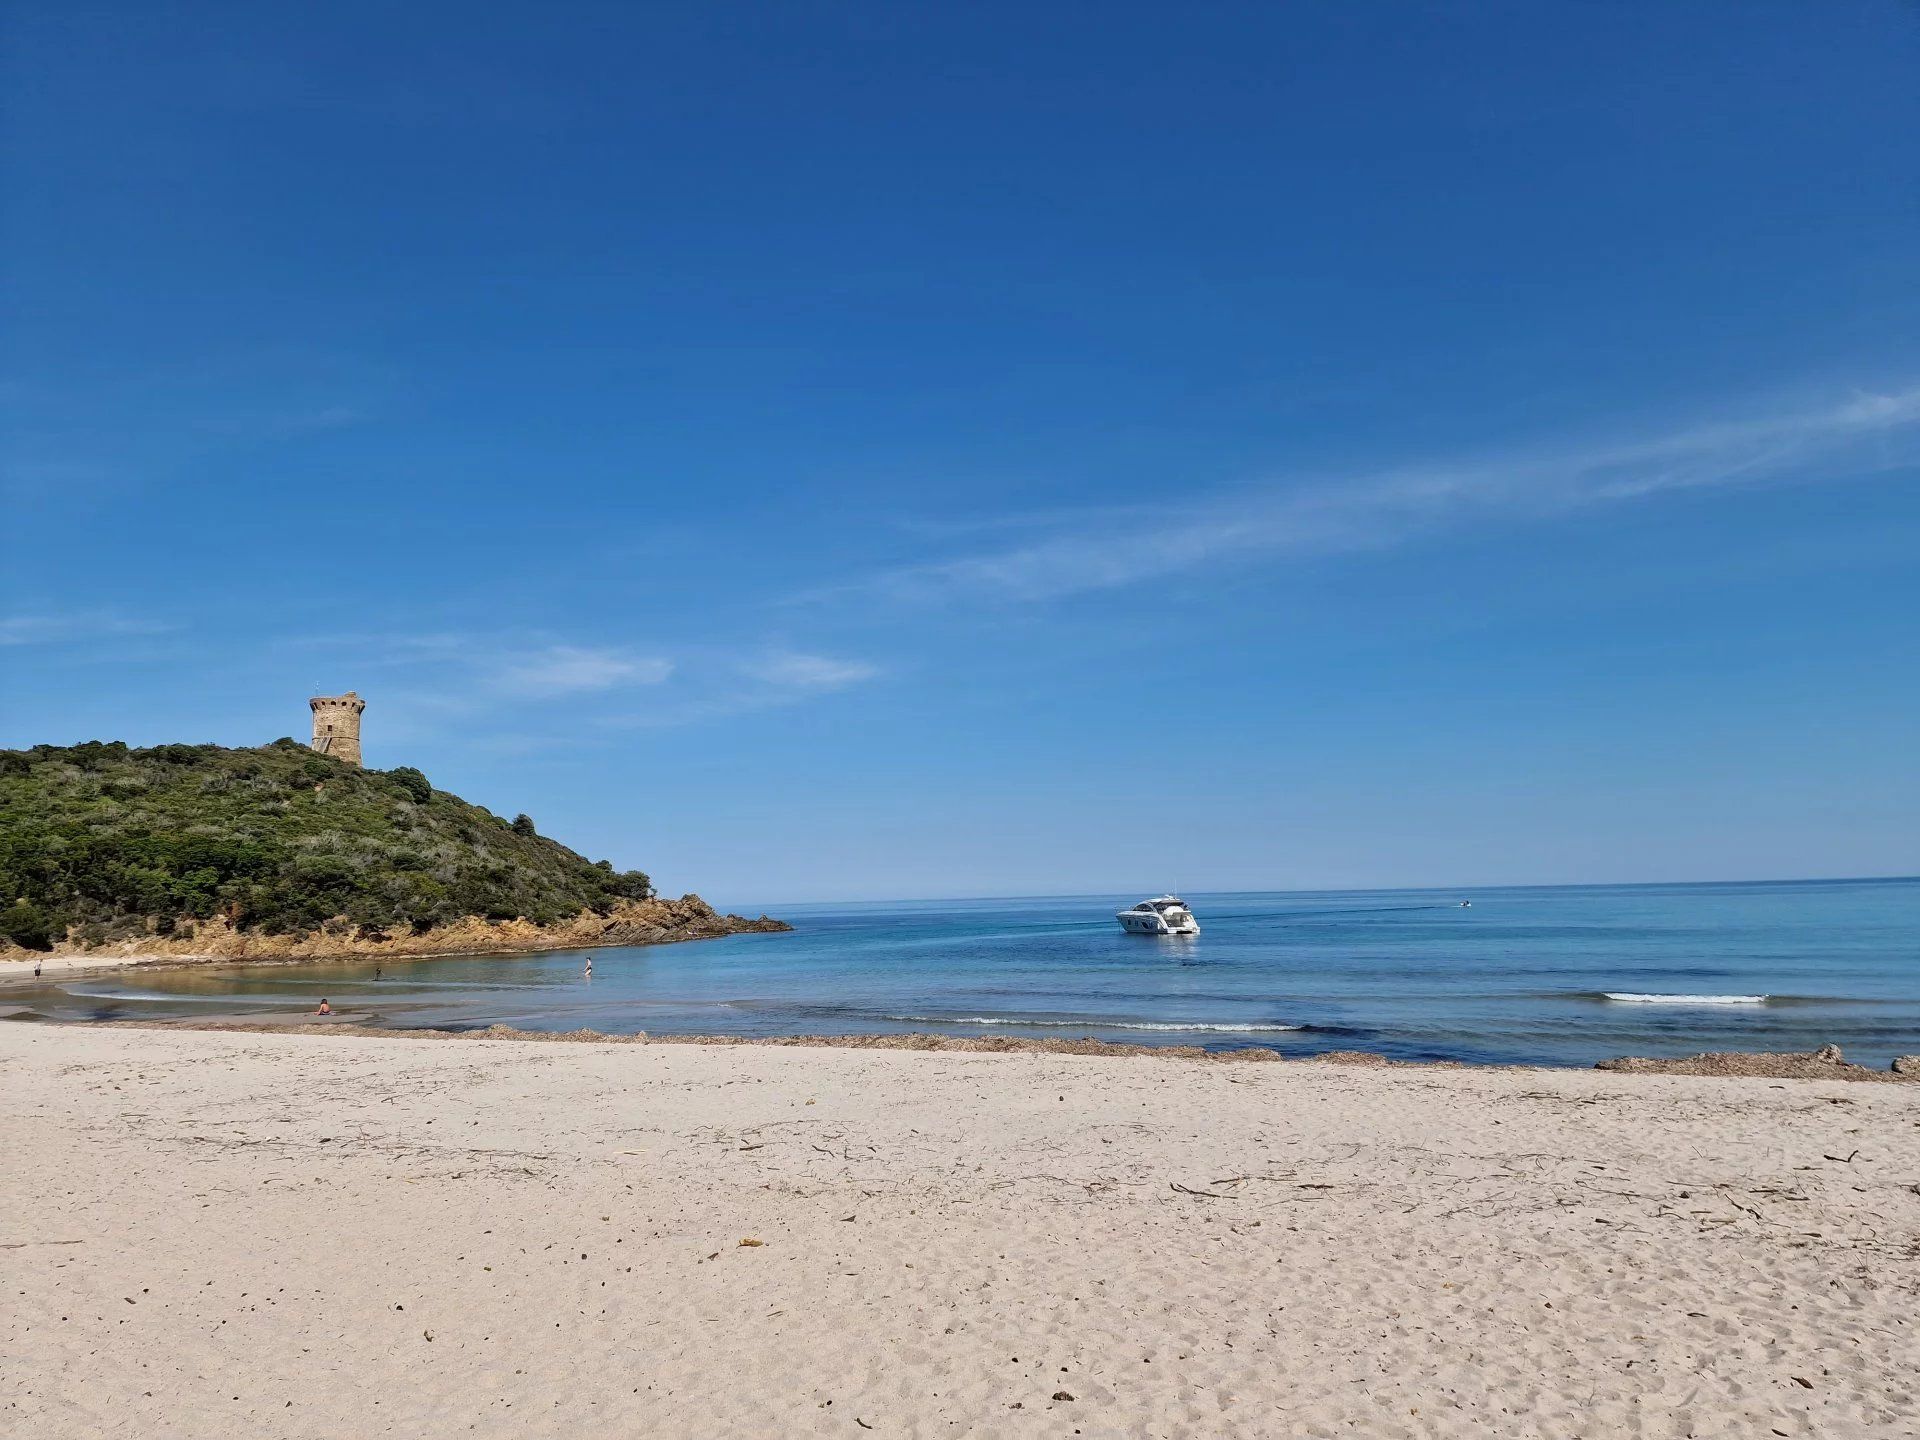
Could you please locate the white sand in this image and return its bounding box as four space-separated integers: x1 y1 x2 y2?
0 954 201 981
3 1025 1915 1438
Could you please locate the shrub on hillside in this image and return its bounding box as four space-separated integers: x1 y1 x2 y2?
387 766 432 804
0 742 654 948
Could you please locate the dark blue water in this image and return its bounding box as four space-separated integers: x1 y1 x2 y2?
19 879 1920 1068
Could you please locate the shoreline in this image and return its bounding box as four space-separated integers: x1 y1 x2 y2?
18 1011 1918 1081
0 894 789 984
0 935 623 985
0 936 702 985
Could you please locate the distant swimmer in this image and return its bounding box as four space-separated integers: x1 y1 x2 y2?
316 999 333 1016
1459 901 1472 908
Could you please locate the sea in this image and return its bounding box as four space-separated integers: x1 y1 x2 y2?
17 877 1919 1068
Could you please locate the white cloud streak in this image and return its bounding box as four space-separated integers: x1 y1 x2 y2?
0 612 173 646
593 650 882 729
836 385 1920 605
744 650 882 693
489 646 674 698
295 631 877 730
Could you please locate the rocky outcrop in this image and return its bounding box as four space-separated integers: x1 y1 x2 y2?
590 894 789 946
1597 1043 1918 1083
0 894 788 968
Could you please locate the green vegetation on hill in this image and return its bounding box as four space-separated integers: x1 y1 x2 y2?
0 740 653 950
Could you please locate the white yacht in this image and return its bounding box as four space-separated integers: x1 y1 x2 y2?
1116 896 1200 936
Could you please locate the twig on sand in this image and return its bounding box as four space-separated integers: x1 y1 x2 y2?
1171 1182 1236 1199
0 1239 86 1249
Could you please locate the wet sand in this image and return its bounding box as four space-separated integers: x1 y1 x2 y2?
0 952 212 982
3 1023 1916 1437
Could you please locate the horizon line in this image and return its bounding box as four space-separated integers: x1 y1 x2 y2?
722 872 1920 910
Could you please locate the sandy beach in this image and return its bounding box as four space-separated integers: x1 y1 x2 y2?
3 1025 1916 1438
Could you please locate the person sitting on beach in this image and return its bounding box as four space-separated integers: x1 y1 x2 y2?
316 999 333 1016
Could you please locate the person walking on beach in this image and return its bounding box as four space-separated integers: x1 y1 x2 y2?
33 960 42 979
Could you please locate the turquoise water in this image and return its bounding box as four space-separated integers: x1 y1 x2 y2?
19 878 1920 1068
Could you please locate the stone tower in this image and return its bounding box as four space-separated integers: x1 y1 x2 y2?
310 692 366 767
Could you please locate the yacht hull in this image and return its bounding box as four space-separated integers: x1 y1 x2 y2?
1116 902 1200 936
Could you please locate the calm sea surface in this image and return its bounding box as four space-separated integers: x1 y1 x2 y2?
17 879 1920 1068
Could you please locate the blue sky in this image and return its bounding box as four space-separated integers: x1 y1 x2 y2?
4 2 1917 903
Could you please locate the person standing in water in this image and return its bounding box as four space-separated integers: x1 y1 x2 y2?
584 956 593 978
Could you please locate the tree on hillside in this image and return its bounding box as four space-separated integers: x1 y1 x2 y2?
388 767 432 804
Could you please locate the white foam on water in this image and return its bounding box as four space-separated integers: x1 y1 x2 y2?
888 1014 1302 1032
63 988 274 1005
1602 992 1768 1006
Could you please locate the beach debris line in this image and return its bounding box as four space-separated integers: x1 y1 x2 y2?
1596 1044 1919 1082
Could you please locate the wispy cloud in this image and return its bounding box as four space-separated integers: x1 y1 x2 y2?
743 650 881 694
595 650 883 729
289 633 675 699
289 629 877 731
193 402 369 438
826 384 1920 605
490 645 674 698
0 612 173 647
